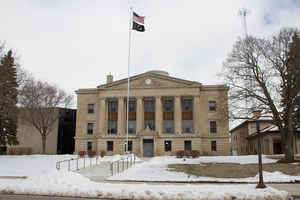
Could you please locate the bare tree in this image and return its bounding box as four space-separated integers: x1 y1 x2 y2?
221 28 300 161
18 75 72 154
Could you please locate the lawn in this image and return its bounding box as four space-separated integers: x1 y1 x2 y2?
168 163 300 178
108 155 300 182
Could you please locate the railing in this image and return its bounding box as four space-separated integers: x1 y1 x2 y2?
56 156 102 171
110 154 136 176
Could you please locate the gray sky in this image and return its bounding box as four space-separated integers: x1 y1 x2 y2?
1 0 300 103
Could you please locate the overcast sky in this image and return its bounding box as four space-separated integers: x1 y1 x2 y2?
1 0 300 104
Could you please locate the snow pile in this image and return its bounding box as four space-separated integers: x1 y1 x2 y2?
0 171 289 199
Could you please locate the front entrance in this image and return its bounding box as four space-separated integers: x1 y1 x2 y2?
143 139 154 157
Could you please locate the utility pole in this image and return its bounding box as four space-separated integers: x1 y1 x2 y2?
255 113 266 189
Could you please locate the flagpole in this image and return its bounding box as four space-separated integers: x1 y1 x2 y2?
126 6 133 153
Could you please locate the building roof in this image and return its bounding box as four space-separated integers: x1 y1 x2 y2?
97 70 202 89
229 119 273 133
247 125 300 139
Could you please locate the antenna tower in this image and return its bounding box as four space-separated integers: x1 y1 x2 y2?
238 8 249 38
238 8 254 115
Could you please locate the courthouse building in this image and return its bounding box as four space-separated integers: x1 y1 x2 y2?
75 70 230 157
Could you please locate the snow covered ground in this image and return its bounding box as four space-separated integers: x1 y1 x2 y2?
0 154 135 177
108 155 300 183
0 154 294 199
0 171 289 200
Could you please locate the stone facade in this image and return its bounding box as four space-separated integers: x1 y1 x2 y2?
75 71 230 157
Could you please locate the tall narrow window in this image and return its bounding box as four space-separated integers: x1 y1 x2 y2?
210 121 217 133
88 104 94 113
107 141 114 151
211 141 217 151
164 140 172 152
182 98 193 133
87 141 92 151
126 99 136 134
87 123 93 134
144 99 155 130
108 100 118 134
125 141 133 152
184 140 192 151
209 101 216 111
163 99 174 133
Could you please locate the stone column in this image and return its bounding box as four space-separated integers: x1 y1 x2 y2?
174 96 182 134
136 97 143 133
118 97 125 135
193 95 201 134
99 98 106 134
155 96 163 134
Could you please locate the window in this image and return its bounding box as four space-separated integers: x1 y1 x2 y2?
108 120 117 134
128 120 136 134
107 141 114 152
182 120 193 133
144 120 155 130
184 140 192 151
209 101 216 111
88 104 94 113
164 140 172 152
211 141 217 151
108 100 118 112
182 99 192 112
163 99 174 112
87 123 93 134
125 141 133 152
87 141 92 151
210 121 217 133
144 100 155 112
250 123 256 129
163 120 174 133
128 100 136 112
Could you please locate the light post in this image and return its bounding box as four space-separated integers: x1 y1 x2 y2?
256 118 266 188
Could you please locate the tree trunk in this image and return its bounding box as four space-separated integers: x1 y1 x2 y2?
285 115 295 161
42 135 47 154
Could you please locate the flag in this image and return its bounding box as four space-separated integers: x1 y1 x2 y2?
132 21 145 32
133 12 144 24
132 11 145 32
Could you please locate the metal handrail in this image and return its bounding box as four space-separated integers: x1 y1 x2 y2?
110 154 136 176
56 155 101 171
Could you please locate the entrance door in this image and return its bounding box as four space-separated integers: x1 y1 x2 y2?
273 142 282 154
143 139 154 157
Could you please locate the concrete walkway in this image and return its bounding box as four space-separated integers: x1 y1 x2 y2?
76 161 111 181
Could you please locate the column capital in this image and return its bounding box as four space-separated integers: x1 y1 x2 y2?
156 96 162 99
136 96 143 100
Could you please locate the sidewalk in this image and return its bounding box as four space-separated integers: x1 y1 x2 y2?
76 161 111 181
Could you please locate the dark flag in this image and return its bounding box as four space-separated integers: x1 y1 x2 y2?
132 21 145 32
132 11 145 32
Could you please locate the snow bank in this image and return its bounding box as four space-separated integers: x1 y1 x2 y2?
0 171 289 200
